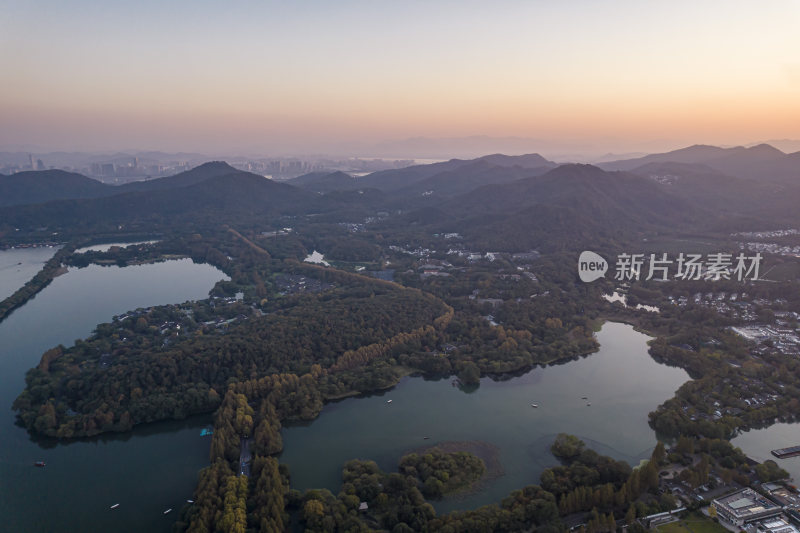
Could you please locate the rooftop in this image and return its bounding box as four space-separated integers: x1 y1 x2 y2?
715 488 780 519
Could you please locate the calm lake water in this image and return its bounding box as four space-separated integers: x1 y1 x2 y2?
733 423 800 483
0 254 227 533
0 246 58 300
280 322 691 514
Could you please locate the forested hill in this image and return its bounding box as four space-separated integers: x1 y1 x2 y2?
0 169 320 234
376 164 700 252
288 171 362 194
5 155 800 249
0 169 112 206
115 161 241 193
0 161 244 208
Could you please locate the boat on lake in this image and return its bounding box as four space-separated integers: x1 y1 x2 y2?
110 504 120 510
163 508 172 515
33 461 45 467
772 445 800 459
531 403 539 408
386 399 392 403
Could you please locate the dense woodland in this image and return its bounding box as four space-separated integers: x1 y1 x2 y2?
398 449 487 499
5 157 800 531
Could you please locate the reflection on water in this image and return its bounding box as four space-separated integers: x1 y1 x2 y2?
280 322 689 514
0 258 226 533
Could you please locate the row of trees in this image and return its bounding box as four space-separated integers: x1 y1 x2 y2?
0 242 76 324
14 277 447 437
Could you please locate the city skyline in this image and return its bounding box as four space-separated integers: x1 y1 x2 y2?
2 1 800 156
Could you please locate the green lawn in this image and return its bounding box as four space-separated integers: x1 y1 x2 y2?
655 512 729 533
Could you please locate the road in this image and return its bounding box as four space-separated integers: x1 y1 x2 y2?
239 437 252 476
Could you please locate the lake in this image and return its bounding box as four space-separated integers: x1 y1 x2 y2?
733 423 800 483
0 246 58 300
279 322 691 514
0 254 227 533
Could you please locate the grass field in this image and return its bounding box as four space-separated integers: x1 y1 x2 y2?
654 512 730 533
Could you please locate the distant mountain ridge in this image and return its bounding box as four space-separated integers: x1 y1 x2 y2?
0 170 111 207
357 153 556 192
0 161 243 208
287 171 360 194
0 167 319 232
5 151 800 250
600 143 800 183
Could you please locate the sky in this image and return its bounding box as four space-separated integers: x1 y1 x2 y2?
1 0 800 157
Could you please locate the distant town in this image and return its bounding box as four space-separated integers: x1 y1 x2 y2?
0 152 418 182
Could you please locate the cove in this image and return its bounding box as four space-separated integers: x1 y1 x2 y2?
0 256 227 533
279 322 691 514
732 423 800 483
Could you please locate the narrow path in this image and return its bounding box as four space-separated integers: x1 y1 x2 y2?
239 437 252 477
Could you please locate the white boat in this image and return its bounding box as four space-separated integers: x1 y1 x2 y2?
110 503 120 510
186 499 194 503
386 399 392 403
163 508 172 515
531 403 539 408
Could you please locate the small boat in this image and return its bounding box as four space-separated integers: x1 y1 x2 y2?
531 403 539 408
586 403 591 406
33 461 46 467
581 396 588 400
386 399 392 403
110 504 120 510
163 508 173 515
423 436 430 440
187 500 194 503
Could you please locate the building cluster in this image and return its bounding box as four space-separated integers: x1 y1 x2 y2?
673 374 779 424
739 242 800 258
235 157 414 179
731 325 800 356
712 487 800 533
0 153 417 182
670 292 757 320
273 274 333 296
732 228 800 258
651 444 800 533
732 230 800 239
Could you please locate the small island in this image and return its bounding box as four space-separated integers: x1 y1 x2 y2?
400 445 488 499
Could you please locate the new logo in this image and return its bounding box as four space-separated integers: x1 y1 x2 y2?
578 251 607 282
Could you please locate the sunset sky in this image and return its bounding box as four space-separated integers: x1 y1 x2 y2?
2 0 799 156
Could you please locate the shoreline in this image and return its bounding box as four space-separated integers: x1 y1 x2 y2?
404 440 505 500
